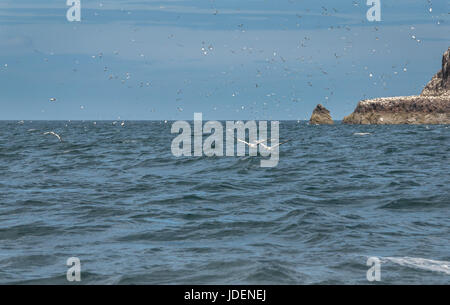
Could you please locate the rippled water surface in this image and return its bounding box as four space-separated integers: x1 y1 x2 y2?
0 121 449 284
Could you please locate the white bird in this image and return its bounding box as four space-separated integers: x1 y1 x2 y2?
49 98 57 102
237 138 268 148
260 140 291 151
44 131 62 141
353 132 371 136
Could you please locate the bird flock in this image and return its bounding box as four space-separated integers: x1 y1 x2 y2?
2 1 444 121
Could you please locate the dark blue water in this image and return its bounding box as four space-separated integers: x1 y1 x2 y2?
0 121 449 284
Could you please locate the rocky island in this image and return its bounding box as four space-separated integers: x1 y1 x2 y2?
310 104 334 125
343 47 450 125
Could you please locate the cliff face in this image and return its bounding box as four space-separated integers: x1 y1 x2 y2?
310 104 334 125
342 96 450 124
421 48 450 97
344 47 450 125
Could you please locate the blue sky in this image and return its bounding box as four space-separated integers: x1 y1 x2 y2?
0 0 448 120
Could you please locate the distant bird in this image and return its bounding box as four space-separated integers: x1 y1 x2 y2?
49 98 57 102
260 140 291 151
237 138 268 148
353 133 371 136
44 131 62 141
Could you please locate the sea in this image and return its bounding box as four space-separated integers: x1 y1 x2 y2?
0 120 449 284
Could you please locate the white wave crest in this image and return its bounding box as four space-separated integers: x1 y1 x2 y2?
382 256 450 275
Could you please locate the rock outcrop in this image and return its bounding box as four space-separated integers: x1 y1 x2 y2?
421 47 450 97
310 104 334 125
344 47 450 125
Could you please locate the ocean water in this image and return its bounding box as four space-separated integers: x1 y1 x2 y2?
0 121 449 284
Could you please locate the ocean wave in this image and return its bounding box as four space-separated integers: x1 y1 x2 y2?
382 257 450 275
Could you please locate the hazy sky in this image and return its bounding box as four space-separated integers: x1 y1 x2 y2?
0 0 448 120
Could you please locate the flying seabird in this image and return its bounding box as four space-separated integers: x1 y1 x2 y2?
259 140 291 151
44 131 62 142
237 138 268 148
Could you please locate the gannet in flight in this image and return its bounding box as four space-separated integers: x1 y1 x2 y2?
259 140 291 151
237 138 268 148
44 131 62 142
